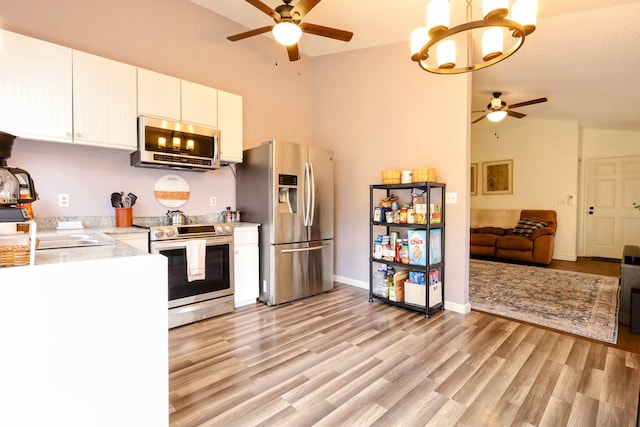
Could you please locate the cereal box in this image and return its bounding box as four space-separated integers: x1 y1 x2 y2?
407 229 426 266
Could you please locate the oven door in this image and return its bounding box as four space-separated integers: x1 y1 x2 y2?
150 236 234 308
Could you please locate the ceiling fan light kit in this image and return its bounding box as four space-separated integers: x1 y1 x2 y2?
272 21 302 46
227 0 353 62
472 91 548 124
410 0 537 74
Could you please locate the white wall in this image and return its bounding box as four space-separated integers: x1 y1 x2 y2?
471 118 580 261
312 43 471 313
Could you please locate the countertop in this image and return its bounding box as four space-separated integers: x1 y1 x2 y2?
35 241 148 265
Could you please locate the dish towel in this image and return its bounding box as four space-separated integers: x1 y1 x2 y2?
186 239 206 282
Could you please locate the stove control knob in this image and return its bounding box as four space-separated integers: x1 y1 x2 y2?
216 225 224 233
165 228 175 238
225 226 232 234
154 229 164 239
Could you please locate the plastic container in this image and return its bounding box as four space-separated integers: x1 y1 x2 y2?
373 268 388 297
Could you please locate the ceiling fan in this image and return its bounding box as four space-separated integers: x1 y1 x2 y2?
227 0 353 62
472 92 548 124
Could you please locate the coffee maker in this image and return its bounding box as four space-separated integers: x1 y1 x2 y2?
0 131 38 222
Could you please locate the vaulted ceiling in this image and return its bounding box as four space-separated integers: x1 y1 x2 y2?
192 0 640 131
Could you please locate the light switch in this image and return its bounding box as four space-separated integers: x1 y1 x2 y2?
445 192 457 204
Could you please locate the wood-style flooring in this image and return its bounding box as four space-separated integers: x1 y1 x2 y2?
169 258 640 426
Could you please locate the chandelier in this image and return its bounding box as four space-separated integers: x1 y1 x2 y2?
410 0 537 74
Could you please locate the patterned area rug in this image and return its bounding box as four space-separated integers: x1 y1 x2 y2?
470 259 620 344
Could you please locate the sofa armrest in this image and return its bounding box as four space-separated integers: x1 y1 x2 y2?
529 227 555 240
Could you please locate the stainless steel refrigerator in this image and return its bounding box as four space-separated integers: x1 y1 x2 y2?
236 140 334 305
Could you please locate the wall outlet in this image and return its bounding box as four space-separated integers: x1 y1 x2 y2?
210 196 216 207
58 194 69 208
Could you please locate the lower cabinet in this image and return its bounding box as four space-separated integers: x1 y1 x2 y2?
234 225 259 308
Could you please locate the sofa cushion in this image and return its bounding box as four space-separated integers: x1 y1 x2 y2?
470 234 499 246
473 227 507 236
496 235 534 251
529 227 554 240
512 218 547 236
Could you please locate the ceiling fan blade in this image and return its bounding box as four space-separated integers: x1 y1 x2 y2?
472 114 488 124
227 25 273 41
471 110 487 113
245 0 279 19
287 44 300 61
291 0 322 19
507 110 526 119
508 97 548 109
300 22 353 42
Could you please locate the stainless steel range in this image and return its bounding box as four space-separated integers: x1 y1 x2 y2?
148 223 234 328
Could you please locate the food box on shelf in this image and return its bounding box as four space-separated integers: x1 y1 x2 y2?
404 280 442 307
407 229 426 266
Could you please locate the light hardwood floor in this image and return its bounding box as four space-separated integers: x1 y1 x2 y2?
169 272 640 426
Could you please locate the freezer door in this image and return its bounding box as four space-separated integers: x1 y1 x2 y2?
272 140 308 244
308 146 334 241
262 240 334 305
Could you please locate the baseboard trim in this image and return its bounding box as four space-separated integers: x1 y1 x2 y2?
334 275 368 290
445 301 471 314
553 254 578 262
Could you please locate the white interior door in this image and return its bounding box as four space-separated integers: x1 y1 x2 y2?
584 156 640 258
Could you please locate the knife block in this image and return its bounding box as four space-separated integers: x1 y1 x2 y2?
115 207 132 228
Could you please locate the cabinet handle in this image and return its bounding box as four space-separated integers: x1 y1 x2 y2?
75 132 82 138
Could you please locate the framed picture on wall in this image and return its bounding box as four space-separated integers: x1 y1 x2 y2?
470 163 478 196
482 159 513 195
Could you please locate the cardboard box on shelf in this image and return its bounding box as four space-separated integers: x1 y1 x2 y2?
404 281 442 307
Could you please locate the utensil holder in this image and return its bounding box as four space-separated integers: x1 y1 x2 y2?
115 207 132 228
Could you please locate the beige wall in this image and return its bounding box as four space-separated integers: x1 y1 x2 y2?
311 44 471 312
0 0 471 312
471 118 580 261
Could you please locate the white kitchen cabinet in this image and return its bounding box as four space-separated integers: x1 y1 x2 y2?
234 225 259 308
181 80 218 128
137 69 218 128
72 50 137 150
218 90 244 164
107 232 149 253
136 68 181 121
0 30 73 143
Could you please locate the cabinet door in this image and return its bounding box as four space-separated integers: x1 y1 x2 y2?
218 90 243 163
137 68 181 121
72 50 137 150
234 243 259 307
181 80 217 128
0 30 73 143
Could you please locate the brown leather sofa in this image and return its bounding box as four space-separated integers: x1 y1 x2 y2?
470 209 557 265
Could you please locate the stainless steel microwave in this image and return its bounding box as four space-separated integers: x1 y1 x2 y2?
130 116 220 171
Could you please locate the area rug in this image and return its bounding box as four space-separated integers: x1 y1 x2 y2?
469 259 620 344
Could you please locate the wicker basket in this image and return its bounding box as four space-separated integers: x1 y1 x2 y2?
0 244 31 267
412 167 436 182
381 170 401 184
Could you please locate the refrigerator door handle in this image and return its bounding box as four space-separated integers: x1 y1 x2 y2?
303 162 312 226
309 161 316 226
280 244 331 253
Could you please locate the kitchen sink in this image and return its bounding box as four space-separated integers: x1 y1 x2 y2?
36 231 116 250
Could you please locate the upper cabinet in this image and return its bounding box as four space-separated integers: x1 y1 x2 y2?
0 30 73 143
218 90 243 164
0 29 242 160
0 30 137 150
137 69 217 128
72 51 137 150
138 68 243 163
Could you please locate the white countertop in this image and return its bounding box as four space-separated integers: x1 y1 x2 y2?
35 241 148 265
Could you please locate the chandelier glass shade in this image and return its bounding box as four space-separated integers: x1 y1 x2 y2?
411 0 537 74
272 21 302 46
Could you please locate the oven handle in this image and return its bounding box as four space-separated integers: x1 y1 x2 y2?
150 237 233 251
280 244 330 253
